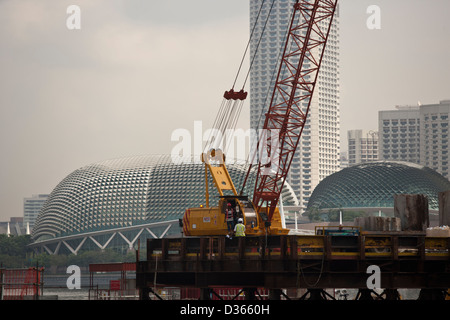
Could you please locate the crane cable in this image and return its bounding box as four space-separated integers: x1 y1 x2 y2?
231 0 268 91
222 0 278 157
239 1 297 196
241 0 276 90
204 0 275 155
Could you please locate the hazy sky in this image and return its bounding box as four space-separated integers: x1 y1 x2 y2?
1 0 449 220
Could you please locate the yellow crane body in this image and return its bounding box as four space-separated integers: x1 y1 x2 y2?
182 198 288 237
181 150 289 237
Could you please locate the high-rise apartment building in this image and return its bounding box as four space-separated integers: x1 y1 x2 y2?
24 194 49 229
249 0 340 210
420 100 450 179
379 100 450 180
379 106 421 164
347 130 378 165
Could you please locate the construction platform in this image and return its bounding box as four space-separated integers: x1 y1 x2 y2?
136 233 450 300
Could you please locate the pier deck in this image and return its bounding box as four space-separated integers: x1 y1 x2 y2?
136 234 450 299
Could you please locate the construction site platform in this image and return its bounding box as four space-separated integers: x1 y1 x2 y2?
136 233 450 299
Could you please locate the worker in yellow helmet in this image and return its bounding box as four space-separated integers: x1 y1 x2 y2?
234 218 246 237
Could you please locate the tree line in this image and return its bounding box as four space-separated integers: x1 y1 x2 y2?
0 234 135 271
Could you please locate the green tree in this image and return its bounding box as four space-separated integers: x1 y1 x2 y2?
0 235 136 270
0 235 33 267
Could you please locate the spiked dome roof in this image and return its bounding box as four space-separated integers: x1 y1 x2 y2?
306 161 450 211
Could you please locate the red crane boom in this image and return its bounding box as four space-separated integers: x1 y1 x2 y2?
250 0 338 222
181 0 339 237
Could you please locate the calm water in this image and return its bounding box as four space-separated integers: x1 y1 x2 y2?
41 287 421 300
43 287 90 300
41 274 134 300
40 274 421 300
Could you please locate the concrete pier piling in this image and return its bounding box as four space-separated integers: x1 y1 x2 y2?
438 190 450 226
394 194 429 231
354 216 401 232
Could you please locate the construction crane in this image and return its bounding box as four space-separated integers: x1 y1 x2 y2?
182 0 338 237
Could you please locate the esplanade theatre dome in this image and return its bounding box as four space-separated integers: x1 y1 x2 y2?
306 161 450 213
32 155 298 243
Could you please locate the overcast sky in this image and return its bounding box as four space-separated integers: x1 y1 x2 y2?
1 0 449 220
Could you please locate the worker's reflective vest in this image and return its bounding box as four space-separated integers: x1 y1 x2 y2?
235 223 245 237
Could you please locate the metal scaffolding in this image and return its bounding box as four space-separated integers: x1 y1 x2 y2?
0 267 44 300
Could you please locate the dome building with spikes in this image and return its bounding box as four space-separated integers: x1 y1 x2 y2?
30 154 298 255
305 161 450 218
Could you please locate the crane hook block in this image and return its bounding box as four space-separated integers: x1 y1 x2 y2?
223 89 247 101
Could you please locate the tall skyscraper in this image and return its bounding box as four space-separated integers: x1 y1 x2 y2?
249 0 340 210
378 106 421 164
420 100 450 179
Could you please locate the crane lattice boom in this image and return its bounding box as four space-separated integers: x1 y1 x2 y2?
252 0 338 221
